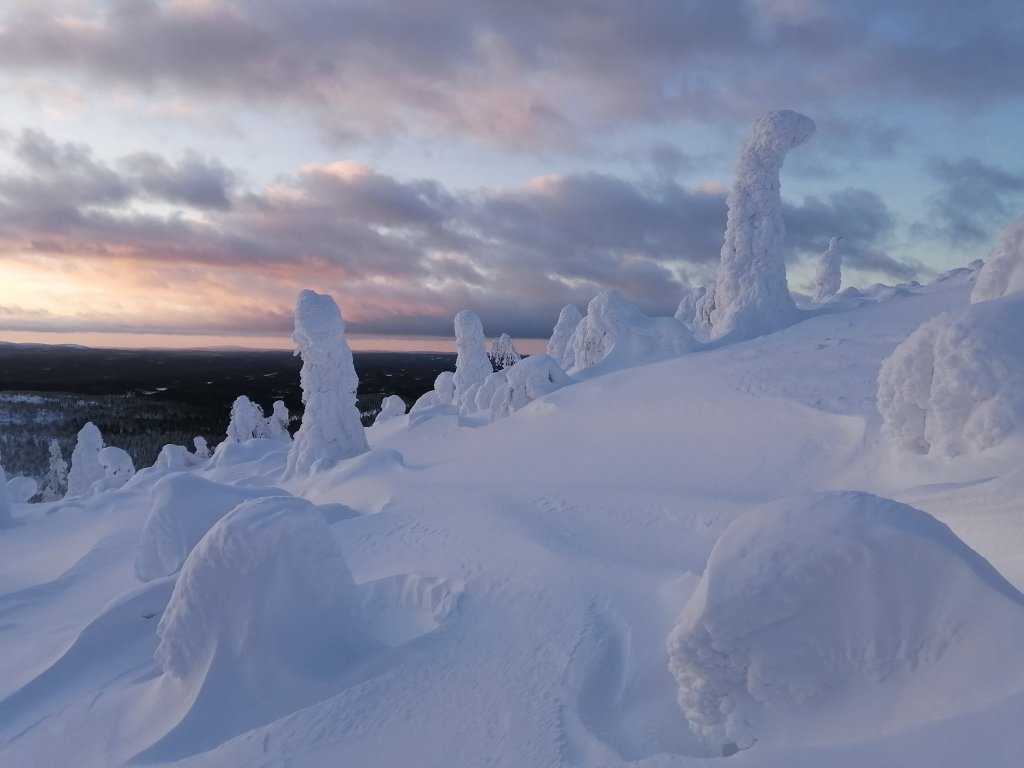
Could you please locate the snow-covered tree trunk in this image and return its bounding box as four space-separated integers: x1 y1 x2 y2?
812 236 843 302
453 310 492 404
546 304 583 370
285 290 369 478
66 422 105 497
42 438 68 501
490 333 521 370
711 110 816 341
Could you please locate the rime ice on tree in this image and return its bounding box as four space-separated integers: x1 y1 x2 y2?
0 454 11 526
546 304 582 370
42 439 69 501
265 400 291 441
66 422 105 497
711 110 816 341
453 310 492 404
374 395 406 424
285 290 369 477
225 396 265 443
971 214 1024 304
812 236 843 302
193 436 211 460
489 333 521 370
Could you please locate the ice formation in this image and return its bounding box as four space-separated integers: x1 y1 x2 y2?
488 354 571 422
546 304 583 370
453 310 493 403
374 395 406 424
878 293 1024 457
812 236 843 302
667 491 1024 751
225 396 266 443
971 214 1024 303
569 289 695 371
674 285 706 329
66 422 105 497
711 110 816 341
265 400 291 441
285 290 369 478
155 496 378 719
192 436 211 461
135 473 291 581
42 438 68 501
489 333 521 370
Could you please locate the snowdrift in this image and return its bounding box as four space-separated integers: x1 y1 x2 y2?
667 491 1024 751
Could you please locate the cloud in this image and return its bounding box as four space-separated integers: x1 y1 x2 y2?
922 156 1024 245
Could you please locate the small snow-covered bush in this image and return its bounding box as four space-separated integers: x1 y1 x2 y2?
67 422 105 497
971 214 1024 303
667 491 1024 751
489 355 571 422
878 293 1024 457
546 304 582 370
490 333 521 370
453 310 492 403
265 400 291 441
570 289 695 371
42 439 68 501
225 396 265 443
373 395 406 424
155 444 195 471
192 436 211 461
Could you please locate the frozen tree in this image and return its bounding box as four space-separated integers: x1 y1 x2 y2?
433 371 456 406
155 444 194 471
546 304 582 370
192 436 211 461
674 285 704 327
711 110 816 341
225 396 265 443
489 333 521 370
489 355 572 422
286 290 369 478
453 310 492 404
66 422 105 497
474 370 508 413
42 438 68 501
812 236 843 302
265 400 291 441
0 454 11 526
99 446 135 479
373 395 406 424
971 214 1024 303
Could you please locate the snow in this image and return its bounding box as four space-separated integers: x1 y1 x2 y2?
66 421 105 497
452 310 492 404
433 370 456 405
711 110 816 341
812 236 843 302
285 290 369 478
490 332 521 370
373 394 406 424
265 400 291 441
224 395 265 443
99 446 135 479
6 475 37 503
971 214 1024 303
42 438 68 501
488 354 572 422
0 457 11 526
547 303 583 370
192 437 211 461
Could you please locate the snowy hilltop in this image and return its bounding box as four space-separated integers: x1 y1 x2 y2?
3 112 1024 768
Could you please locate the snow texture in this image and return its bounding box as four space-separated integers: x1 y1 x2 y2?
285 290 369 478
546 304 583 370
711 110 816 341
488 354 571 422
667 491 1024 751
265 400 291 441
971 214 1024 303
490 333 521 370
373 395 406 424
674 285 706 328
155 444 196 471
569 289 695 371
225 396 265 443
474 369 508 413
812 236 843 302
66 422 105 497
453 310 493 403
135 473 290 581
6 476 37 503
99 447 135 479
42 438 68 501
878 293 1024 457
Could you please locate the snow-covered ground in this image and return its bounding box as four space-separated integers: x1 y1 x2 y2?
2 267 1024 767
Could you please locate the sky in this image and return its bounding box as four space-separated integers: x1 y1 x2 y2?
0 0 1022 351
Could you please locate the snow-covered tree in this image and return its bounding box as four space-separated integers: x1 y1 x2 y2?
0 454 11 526
373 395 406 425
225 396 265 443
489 333 521 370
434 371 456 406
546 304 583 370
711 110 816 341
265 400 291 441
67 422 105 497
99 446 135 479
971 214 1024 303
453 310 492 404
192 436 211 461
286 290 369 477
812 236 843 302
488 354 572 423
42 438 68 501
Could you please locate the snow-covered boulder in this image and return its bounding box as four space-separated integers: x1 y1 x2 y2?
373 395 406 424
6 475 38 503
66 422 105 497
135 473 290 581
971 214 1024 303
453 310 492 404
225 396 265 443
489 355 571 422
155 496 378 728
711 110 815 341
546 304 582 370
409 389 438 413
878 293 1024 457
812 236 843 302
667 491 1024 752
570 289 695 371
285 290 369 478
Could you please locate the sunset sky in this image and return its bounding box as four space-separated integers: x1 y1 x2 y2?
0 0 1022 350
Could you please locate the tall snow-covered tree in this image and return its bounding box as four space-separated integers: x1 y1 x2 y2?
812 236 843 303
453 310 492 403
490 333 521 370
712 110 816 341
285 290 369 477
546 304 582 370
42 439 69 501
67 422 105 497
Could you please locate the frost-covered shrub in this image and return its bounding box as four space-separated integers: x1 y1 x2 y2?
570 289 695 371
286 290 369 478
135 473 291 581
453 310 492 403
490 333 521 370
433 371 456 406
711 110 815 341
155 496 378 703
878 293 1024 457
155 444 195 471
192 436 211 461
42 438 68 501
225 396 265 443
373 395 406 424
488 355 571 422
667 491 1024 751
971 214 1024 303
265 400 291 441
546 304 582 370
67 422 105 497
812 236 843 302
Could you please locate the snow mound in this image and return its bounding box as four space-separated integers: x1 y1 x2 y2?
155 444 198 471
971 215 1024 303
99 446 135 479
135 473 291 581
667 491 1024 752
570 290 695 372
374 395 407 424
6 475 37 503
547 304 583 370
358 573 464 647
152 496 378 750
878 293 1024 457
489 354 572 422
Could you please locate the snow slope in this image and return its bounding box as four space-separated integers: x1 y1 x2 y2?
2 268 1024 767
